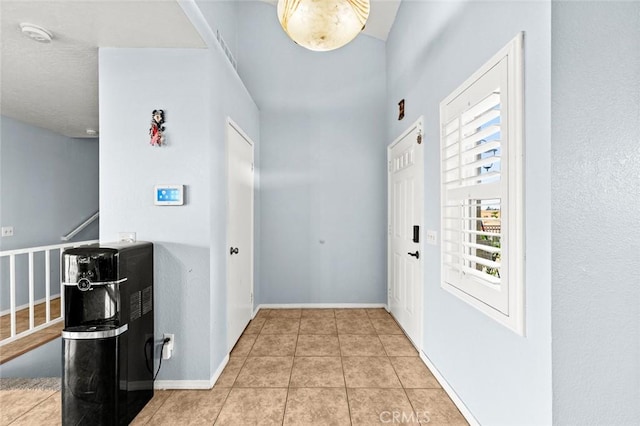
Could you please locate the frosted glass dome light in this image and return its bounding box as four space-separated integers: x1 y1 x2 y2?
277 0 370 52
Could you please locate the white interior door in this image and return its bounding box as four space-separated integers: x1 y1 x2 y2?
388 118 424 348
227 119 254 351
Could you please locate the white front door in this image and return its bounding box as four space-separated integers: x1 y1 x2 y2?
227 119 254 351
388 118 424 348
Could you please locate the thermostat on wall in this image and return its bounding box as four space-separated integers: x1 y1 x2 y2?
154 185 184 206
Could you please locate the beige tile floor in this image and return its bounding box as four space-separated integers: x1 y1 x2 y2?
0 308 468 425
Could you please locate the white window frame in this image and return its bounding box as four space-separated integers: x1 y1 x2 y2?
439 33 525 335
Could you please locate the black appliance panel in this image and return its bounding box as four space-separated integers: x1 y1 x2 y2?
62 336 121 426
63 247 119 284
65 284 120 328
62 242 153 426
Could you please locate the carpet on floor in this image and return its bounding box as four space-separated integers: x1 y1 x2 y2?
0 377 61 391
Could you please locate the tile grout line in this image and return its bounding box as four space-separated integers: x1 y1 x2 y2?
6 389 57 425
384 323 428 425
379 306 422 424
211 386 233 425
401 385 423 425
281 319 300 426
336 314 354 426
140 390 175 425
245 330 258 356
254 315 266 334
226 352 249 388
219 310 290 425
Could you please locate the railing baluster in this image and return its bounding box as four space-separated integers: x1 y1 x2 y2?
60 248 65 320
45 250 51 322
9 254 16 337
0 239 97 346
28 252 35 329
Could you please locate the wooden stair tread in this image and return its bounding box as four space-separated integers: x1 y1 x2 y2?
0 299 63 365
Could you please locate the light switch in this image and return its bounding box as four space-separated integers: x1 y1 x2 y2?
1 226 14 237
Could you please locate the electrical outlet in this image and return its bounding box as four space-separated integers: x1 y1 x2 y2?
162 334 174 360
426 230 438 245
118 232 136 243
1 226 14 237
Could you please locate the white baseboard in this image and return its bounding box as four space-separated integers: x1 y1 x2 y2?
419 351 479 426
153 380 212 390
209 353 229 387
255 302 387 315
154 354 229 390
0 295 61 317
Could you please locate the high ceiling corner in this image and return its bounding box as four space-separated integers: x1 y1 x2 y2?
0 0 205 138
1 0 402 139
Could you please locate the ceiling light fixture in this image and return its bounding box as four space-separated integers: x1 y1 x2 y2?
20 23 53 43
277 0 370 52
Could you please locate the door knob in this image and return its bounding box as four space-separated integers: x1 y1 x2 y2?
408 251 420 259
230 247 239 255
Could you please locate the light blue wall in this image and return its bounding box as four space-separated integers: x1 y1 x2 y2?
551 2 640 424
237 1 387 304
195 0 238 60
99 44 259 381
206 36 261 378
0 116 99 310
0 116 99 251
99 48 212 381
0 338 61 378
186 0 263 374
386 1 552 424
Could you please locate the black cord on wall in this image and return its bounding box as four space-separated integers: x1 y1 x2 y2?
145 337 171 381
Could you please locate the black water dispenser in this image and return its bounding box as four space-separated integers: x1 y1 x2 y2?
61 242 154 425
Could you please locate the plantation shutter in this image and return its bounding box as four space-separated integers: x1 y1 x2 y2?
441 57 510 314
440 33 524 333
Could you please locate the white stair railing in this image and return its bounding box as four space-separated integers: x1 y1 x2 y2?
61 211 99 241
0 239 98 346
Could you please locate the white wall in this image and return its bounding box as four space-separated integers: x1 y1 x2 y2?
386 1 552 424
237 2 388 305
551 1 640 424
99 44 259 383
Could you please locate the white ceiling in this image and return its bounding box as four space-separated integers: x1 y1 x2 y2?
0 0 205 138
0 0 400 139
364 0 402 41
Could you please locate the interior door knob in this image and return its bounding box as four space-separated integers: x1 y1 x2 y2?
230 247 239 255
408 251 420 259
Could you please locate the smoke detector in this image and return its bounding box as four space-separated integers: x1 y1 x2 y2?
20 23 53 43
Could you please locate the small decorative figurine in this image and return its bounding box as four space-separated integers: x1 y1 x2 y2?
150 110 165 147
